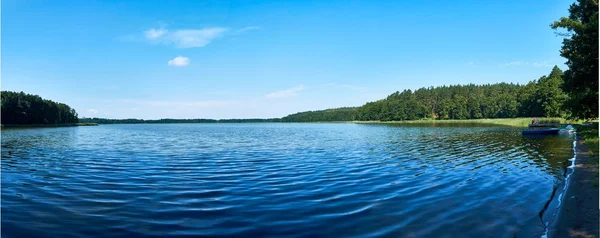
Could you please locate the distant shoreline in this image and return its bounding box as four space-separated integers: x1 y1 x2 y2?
72 117 584 128
1 123 98 128
4 118 589 128
353 118 582 127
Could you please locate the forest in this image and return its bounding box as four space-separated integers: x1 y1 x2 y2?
284 67 569 122
280 107 357 122
1 91 79 125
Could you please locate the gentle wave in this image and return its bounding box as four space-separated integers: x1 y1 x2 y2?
2 124 574 237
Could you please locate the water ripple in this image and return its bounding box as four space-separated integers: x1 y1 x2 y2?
1 124 574 237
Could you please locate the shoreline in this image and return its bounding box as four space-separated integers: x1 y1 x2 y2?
1 123 98 128
353 118 578 127
548 133 599 237
74 117 580 127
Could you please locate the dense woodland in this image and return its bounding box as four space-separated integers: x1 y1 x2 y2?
280 107 357 122
1 91 79 125
283 67 569 122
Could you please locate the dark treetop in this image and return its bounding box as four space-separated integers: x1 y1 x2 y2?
1 91 78 125
551 0 598 119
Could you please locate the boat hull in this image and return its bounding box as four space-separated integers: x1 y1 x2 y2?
521 128 560 135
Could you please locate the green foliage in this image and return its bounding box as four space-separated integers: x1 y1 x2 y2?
536 66 568 118
1 91 79 125
287 67 569 122
574 124 599 156
551 0 599 119
281 107 357 122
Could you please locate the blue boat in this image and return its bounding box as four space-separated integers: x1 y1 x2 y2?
521 128 560 135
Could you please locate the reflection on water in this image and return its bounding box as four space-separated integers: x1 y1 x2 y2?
1 123 574 237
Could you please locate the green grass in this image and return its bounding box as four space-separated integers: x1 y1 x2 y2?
576 124 600 188
354 117 579 127
575 124 599 157
75 122 99 126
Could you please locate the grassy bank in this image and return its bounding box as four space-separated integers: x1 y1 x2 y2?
1 123 98 128
354 117 580 127
575 124 599 157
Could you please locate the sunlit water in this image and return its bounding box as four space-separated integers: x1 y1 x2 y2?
1 123 574 237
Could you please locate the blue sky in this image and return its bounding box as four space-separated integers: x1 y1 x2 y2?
3 0 573 119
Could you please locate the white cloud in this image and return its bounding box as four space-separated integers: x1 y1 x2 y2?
127 25 258 48
265 85 306 99
169 28 228 48
168 56 190 67
144 28 167 39
141 27 228 48
234 26 260 34
88 109 99 114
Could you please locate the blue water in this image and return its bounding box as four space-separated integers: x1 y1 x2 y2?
1 123 575 237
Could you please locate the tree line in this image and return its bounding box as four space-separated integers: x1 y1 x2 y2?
284 67 569 122
0 64 586 125
280 107 357 122
284 0 598 122
1 91 79 125
78 118 282 124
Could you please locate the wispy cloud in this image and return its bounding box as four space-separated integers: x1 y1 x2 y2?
88 109 99 114
265 85 306 99
500 61 554 68
169 28 228 48
234 26 260 35
168 56 190 67
141 27 228 48
466 62 475 66
144 28 167 39
127 24 259 48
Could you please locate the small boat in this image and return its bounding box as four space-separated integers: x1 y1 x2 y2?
521 128 560 135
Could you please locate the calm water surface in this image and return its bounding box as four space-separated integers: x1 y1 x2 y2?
1 123 575 237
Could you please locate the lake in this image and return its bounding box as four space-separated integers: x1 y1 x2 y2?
1 123 575 237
